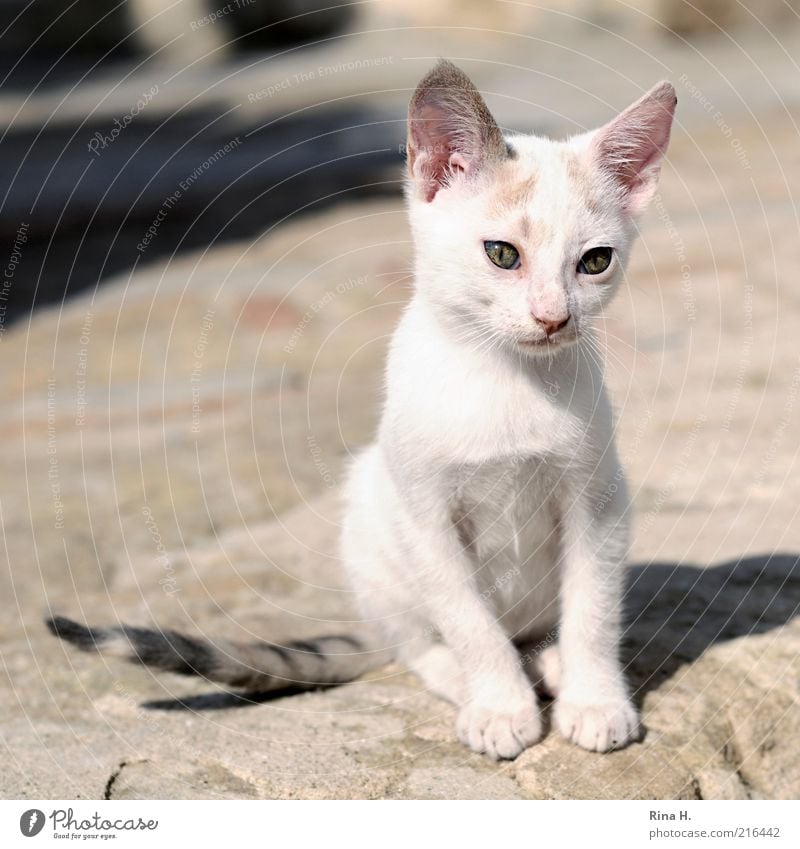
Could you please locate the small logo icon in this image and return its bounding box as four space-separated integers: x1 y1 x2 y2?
19 809 45 837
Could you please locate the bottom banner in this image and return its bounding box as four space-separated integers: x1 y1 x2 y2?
2 799 797 848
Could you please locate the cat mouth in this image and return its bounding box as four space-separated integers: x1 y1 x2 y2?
516 332 578 350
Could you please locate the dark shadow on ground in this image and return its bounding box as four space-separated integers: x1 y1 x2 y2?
142 684 326 711
142 552 800 713
1 103 401 325
622 552 800 705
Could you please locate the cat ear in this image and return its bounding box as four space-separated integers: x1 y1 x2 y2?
591 81 676 216
407 60 507 202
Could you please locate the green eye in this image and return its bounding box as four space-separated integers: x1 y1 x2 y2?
578 247 613 275
484 241 520 270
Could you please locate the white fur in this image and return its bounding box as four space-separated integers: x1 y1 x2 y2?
341 68 675 760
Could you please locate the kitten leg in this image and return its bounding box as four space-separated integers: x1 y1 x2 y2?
523 642 561 699
554 475 640 752
539 644 561 697
351 449 540 759
342 491 466 705
401 511 542 760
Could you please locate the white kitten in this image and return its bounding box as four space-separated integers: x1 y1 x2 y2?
342 61 676 759
49 61 676 762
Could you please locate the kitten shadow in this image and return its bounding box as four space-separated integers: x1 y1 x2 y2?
142 552 799 713
621 552 800 707
142 685 328 711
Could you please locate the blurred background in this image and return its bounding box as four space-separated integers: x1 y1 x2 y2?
2 0 800 800
2 0 799 322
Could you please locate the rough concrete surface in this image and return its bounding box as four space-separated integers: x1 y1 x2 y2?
2 23 800 799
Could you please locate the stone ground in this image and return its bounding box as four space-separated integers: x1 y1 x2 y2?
2 21 800 799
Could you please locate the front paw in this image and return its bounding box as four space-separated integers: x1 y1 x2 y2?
554 696 640 752
456 699 542 760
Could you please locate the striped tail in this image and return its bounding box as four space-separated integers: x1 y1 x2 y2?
46 615 390 691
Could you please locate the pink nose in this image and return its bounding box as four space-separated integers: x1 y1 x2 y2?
532 312 570 336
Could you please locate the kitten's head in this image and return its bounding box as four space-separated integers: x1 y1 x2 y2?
405 60 676 356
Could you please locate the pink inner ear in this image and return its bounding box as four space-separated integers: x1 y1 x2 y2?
406 60 506 202
408 103 472 201
592 82 676 215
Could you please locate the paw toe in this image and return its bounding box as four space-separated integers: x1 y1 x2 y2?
457 702 542 760
556 699 639 752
